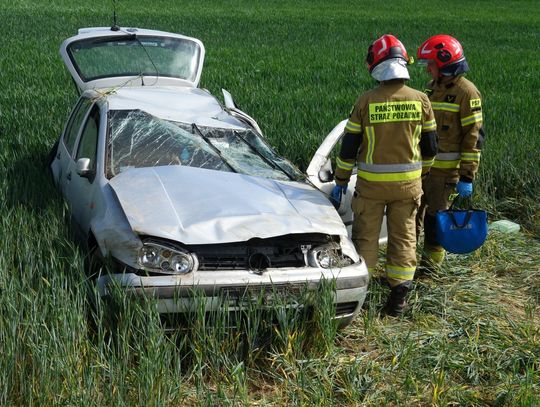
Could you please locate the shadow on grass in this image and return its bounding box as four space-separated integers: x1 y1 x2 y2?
3 140 60 214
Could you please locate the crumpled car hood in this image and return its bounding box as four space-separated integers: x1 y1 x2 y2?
109 166 347 245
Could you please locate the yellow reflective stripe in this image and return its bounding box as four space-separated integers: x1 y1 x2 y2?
461 152 481 161
336 157 355 170
436 152 460 160
461 113 483 126
422 158 435 167
423 119 436 131
387 265 416 272
386 265 415 280
360 162 421 172
365 126 375 164
432 102 460 112
412 125 422 162
424 249 445 264
345 120 362 133
358 168 422 182
368 101 422 123
432 160 460 169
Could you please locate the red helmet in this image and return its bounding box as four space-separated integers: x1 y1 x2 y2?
366 34 410 73
417 34 464 68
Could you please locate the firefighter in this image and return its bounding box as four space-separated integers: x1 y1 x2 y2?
330 34 438 317
415 35 484 271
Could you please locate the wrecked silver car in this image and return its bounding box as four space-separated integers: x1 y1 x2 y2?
50 27 373 326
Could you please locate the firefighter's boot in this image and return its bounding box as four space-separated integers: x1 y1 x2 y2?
417 245 445 277
382 282 412 317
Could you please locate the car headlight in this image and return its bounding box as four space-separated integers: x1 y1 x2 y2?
307 244 354 269
138 241 198 275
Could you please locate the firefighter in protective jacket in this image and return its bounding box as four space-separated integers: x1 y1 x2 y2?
415 35 484 269
331 34 438 316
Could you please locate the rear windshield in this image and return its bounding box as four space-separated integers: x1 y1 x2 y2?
107 110 304 182
67 35 201 83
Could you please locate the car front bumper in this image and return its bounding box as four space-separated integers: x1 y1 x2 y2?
96 261 369 325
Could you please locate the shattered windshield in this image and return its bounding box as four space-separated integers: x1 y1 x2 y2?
67 36 201 83
107 110 303 181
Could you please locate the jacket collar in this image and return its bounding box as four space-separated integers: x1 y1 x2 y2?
435 74 464 89
379 79 406 87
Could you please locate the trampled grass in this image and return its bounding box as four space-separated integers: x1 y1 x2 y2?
0 0 539 405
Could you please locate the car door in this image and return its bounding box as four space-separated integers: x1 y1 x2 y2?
51 97 93 192
65 103 101 237
306 120 388 244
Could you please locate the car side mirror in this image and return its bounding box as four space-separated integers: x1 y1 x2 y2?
76 158 95 180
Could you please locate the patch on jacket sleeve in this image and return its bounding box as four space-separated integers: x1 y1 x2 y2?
470 98 481 108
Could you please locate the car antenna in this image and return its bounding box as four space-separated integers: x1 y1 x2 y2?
111 0 120 31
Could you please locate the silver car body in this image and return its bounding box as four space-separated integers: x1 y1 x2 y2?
51 27 386 326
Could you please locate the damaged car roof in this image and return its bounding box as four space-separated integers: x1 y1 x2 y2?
100 86 246 129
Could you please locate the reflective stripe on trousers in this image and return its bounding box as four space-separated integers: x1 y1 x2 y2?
386 264 415 281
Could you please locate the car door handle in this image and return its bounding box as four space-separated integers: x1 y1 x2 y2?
67 172 72 181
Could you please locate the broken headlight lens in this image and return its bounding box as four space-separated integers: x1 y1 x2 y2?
307 244 354 269
138 242 198 274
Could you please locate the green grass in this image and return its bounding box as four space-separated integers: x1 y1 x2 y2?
1 0 539 405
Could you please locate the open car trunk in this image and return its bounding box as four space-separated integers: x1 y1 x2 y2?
60 27 205 92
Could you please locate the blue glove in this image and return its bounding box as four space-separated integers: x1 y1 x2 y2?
456 181 473 197
330 185 347 209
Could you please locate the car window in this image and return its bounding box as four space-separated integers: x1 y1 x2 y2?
75 105 100 170
108 110 230 177
107 110 303 181
199 126 303 181
67 36 201 83
63 98 92 156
